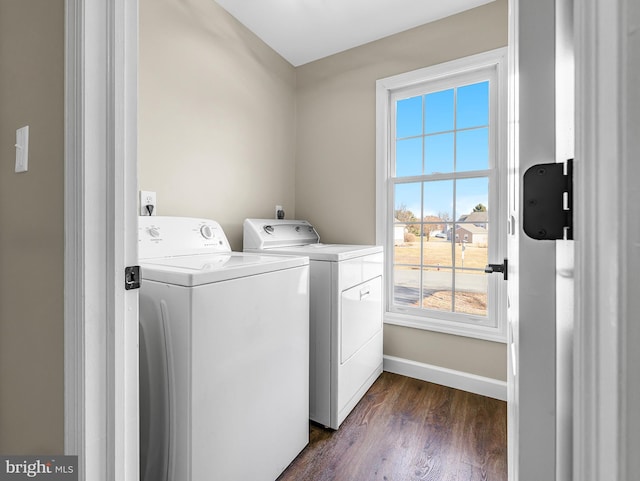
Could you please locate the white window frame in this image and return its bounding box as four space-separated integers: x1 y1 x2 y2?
376 48 508 342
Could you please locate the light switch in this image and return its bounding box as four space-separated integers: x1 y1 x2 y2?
15 126 29 173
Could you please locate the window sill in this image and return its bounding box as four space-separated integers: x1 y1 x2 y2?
384 311 507 343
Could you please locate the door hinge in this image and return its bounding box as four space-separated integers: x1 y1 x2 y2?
523 159 573 240
125 265 141 290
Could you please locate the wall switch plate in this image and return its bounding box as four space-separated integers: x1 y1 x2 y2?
140 190 157 216
15 126 29 173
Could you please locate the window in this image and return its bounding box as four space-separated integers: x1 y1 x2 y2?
376 49 507 342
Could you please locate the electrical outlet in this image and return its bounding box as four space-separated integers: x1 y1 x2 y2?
140 190 157 216
275 204 284 219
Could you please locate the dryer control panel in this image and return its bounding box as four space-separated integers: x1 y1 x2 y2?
243 218 320 249
139 216 231 260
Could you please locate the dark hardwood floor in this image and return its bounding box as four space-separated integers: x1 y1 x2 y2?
278 372 507 481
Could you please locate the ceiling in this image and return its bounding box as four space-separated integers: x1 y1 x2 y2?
213 0 495 66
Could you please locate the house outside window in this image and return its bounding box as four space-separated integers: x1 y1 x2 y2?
376 49 507 342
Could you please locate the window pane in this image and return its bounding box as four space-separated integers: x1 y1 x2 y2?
454 269 487 316
456 177 489 223
457 81 489 129
393 267 420 307
394 182 422 225
424 180 453 222
422 217 448 240
424 133 454 174
455 177 489 280
394 224 421 264
425 89 454 134
456 128 488 171
454 235 488 268
422 234 453 268
396 95 423 138
422 268 453 312
395 137 422 177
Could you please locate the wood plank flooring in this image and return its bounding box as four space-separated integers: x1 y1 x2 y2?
277 372 507 481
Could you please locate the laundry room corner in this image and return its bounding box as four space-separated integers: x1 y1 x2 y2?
294 0 509 390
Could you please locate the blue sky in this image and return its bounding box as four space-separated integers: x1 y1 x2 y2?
394 81 490 221
395 178 488 221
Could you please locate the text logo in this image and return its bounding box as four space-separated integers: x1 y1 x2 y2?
0 456 77 480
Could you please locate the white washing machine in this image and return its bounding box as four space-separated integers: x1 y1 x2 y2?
138 216 309 481
243 218 383 429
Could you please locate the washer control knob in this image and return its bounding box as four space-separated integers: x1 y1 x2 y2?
200 225 213 239
264 225 274 234
148 227 160 238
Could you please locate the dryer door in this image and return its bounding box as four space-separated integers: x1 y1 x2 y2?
340 276 383 363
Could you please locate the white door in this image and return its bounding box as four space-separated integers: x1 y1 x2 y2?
507 0 573 480
65 0 139 480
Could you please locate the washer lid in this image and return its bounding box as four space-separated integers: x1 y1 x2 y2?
246 243 383 262
140 252 308 286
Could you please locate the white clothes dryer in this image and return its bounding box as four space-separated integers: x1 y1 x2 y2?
243 218 383 429
138 216 309 481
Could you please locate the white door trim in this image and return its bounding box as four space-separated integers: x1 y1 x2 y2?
506 1 519 479
64 0 84 466
573 0 639 479
64 0 139 479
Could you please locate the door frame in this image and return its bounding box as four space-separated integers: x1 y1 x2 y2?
573 0 640 479
64 0 139 479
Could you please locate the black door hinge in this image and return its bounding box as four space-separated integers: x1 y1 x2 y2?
523 159 573 240
125 265 141 290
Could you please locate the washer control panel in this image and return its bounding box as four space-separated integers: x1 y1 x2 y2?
200 224 214 239
139 216 231 260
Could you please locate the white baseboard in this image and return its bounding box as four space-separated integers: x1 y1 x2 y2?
383 355 507 401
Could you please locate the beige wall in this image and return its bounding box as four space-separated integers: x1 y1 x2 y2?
384 324 506 380
139 0 297 250
295 0 508 381
0 0 65 453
